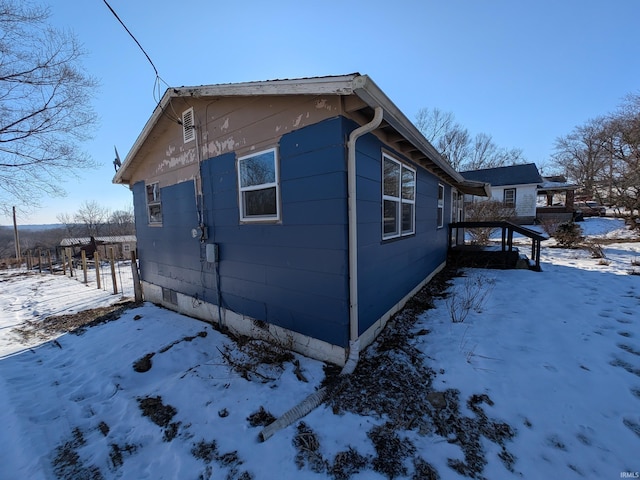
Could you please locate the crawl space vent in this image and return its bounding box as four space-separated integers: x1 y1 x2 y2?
182 107 195 143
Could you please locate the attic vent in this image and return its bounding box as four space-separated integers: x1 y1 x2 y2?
182 107 195 143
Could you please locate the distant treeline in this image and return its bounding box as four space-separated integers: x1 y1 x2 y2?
0 222 134 259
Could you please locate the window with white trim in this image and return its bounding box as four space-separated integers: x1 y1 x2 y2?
437 184 445 228
237 148 280 222
382 154 415 240
503 188 516 207
146 182 162 225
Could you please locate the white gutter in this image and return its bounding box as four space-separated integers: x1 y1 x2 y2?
343 105 384 373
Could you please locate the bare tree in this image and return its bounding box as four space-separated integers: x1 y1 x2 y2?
0 0 98 215
415 107 456 144
553 117 609 200
603 94 640 214
468 133 525 170
74 200 109 237
439 126 471 170
56 212 79 238
107 206 135 236
415 107 525 171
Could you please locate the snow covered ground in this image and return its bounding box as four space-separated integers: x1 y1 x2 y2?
0 217 639 479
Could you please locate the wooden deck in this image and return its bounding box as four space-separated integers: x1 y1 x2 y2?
448 221 547 271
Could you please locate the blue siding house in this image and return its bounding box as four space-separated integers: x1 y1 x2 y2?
113 74 488 365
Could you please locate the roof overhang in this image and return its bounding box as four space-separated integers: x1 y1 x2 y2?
113 74 490 197
537 182 579 193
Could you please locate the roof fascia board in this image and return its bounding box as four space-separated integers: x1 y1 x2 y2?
114 74 490 198
351 75 467 185
173 75 358 98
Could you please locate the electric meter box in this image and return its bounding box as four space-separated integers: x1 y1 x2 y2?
206 243 219 263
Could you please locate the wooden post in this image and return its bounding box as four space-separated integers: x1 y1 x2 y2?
95 251 101 290
12 206 21 263
131 250 143 303
37 249 42 274
67 248 73 277
47 250 53 274
61 249 66 275
109 247 118 295
81 250 88 284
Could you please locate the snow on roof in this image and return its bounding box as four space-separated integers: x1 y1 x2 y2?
539 177 579 191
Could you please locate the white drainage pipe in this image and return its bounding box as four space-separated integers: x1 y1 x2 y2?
258 340 360 442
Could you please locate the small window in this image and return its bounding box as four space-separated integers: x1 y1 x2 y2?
146 182 162 224
504 188 516 207
182 107 195 143
382 154 415 240
237 148 280 222
437 184 445 228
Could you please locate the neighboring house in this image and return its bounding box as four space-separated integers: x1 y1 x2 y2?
112 73 489 365
461 163 543 224
536 175 578 223
60 235 137 260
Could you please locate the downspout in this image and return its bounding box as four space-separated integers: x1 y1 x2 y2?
259 106 383 442
342 105 384 374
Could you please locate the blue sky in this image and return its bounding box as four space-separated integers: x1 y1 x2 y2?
4 0 639 225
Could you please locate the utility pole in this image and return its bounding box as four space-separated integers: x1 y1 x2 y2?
12 206 21 262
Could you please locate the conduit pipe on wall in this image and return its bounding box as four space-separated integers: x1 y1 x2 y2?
259 107 384 442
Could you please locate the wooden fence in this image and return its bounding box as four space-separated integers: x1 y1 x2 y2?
4 248 142 301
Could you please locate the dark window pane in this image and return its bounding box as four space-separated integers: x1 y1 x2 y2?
148 204 162 224
383 158 400 197
146 183 160 203
383 199 399 236
240 151 276 188
401 168 415 200
243 187 277 217
402 203 414 234
503 188 516 207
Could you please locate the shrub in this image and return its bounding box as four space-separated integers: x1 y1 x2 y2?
553 221 583 248
583 238 605 259
446 275 495 323
464 201 517 245
539 217 561 236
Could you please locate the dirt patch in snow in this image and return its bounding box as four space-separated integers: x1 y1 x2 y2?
323 265 517 479
12 301 138 342
191 439 254 480
52 427 103 480
137 395 181 442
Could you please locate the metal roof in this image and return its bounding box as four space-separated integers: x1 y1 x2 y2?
113 74 489 197
60 235 137 246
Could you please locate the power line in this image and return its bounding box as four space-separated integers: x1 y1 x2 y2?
102 0 159 77
101 0 181 122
